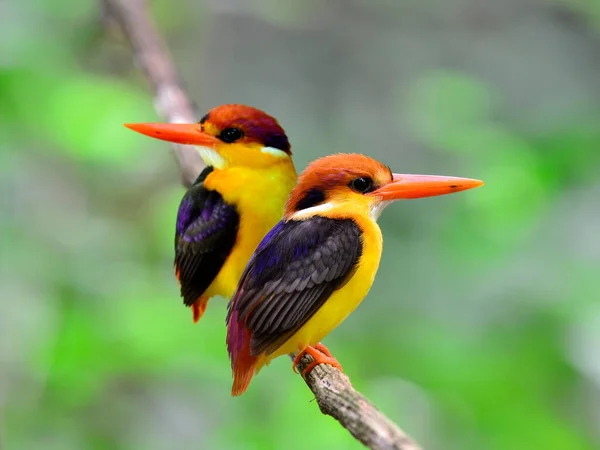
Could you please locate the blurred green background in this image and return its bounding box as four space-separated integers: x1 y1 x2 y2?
2 0 600 449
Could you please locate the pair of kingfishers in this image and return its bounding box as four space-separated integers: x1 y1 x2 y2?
126 104 483 396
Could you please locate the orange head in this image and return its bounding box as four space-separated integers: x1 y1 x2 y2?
285 153 483 220
125 104 293 170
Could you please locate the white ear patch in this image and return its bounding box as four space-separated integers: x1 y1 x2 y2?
198 147 226 169
261 146 289 158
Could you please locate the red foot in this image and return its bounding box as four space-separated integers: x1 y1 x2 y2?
292 343 343 377
191 296 208 323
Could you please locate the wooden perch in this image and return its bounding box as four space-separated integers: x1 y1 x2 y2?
103 0 204 187
100 2 423 448
294 353 423 450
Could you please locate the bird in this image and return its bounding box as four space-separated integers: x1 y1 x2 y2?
125 104 298 323
226 153 484 396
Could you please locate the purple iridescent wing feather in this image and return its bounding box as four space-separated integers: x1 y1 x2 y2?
226 216 362 357
175 167 239 306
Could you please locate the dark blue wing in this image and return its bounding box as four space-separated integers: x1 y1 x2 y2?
226 216 362 356
175 166 239 306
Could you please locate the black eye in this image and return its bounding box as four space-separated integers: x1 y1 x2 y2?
349 177 375 193
218 127 244 143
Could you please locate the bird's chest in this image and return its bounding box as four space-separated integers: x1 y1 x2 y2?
204 168 293 220
203 168 294 295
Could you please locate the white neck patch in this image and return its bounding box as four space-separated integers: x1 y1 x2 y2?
290 201 334 220
291 200 390 221
261 146 289 159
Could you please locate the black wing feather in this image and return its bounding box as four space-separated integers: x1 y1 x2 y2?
227 216 362 356
175 166 239 306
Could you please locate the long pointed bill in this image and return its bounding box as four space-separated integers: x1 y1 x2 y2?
370 173 484 200
124 123 219 147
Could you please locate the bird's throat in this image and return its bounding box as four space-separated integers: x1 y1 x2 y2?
198 147 226 169
369 200 391 221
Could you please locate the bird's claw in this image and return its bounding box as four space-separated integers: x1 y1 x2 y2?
292 343 343 377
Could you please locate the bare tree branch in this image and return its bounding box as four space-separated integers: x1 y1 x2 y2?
294 353 423 450
103 0 204 187
101 2 423 449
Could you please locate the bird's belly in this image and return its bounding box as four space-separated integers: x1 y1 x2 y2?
206 212 282 301
204 259 241 300
269 222 383 360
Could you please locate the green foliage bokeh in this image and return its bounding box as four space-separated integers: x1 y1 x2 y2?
2 0 600 449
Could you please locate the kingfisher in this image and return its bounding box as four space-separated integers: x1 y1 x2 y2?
125 105 298 323
226 153 484 396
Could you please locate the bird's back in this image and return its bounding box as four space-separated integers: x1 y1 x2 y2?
263 212 383 361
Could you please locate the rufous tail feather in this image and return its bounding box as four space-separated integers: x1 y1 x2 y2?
191 296 209 324
227 308 257 396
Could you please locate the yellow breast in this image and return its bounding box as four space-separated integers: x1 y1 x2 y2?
203 163 297 299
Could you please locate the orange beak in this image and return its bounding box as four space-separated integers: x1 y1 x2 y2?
370 173 484 201
124 123 220 147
